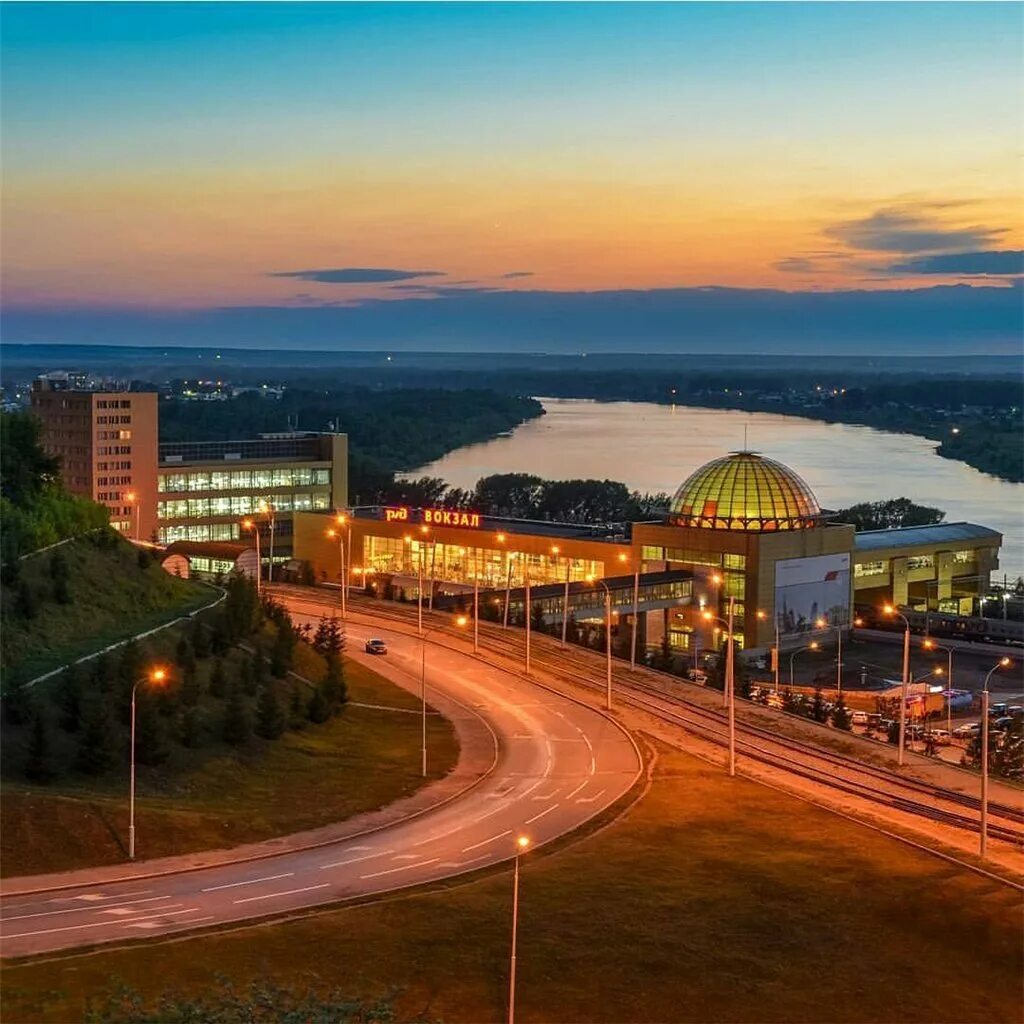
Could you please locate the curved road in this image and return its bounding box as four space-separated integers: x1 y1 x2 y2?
0 606 641 959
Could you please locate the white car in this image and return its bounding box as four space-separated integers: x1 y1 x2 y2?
851 710 869 725
953 722 980 738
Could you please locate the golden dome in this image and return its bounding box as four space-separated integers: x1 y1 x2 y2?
669 452 822 531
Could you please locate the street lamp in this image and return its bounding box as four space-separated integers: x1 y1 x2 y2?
922 638 954 735
815 616 844 695
129 667 168 859
789 641 820 688
419 617 469 776
756 609 780 693
980 656 1012 859
241 518 261 594
325 525 347 620
125 490 140 541
587 575 614 710
619 552 641 671
883 604 912 766
703 598 737 775
508 834 530 1024
257 500 277 582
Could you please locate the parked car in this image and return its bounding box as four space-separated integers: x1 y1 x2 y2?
851 710 870 725
364 638 388 655
929 729 952 746
989 702 1008 717
1007 705 1024 719
992 716 1014 732
953 722 981 738
687 668 708 684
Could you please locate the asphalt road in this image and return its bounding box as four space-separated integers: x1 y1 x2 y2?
0 608 641 959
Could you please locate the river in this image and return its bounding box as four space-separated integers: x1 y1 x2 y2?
408 398 1024 579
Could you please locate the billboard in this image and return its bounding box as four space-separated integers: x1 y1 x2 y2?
774 552 851 637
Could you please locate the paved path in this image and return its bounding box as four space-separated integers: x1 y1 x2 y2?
0 601 641 958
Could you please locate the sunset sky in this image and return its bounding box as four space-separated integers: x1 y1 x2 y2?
2 2 1021 350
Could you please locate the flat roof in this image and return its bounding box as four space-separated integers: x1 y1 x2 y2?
853 521 1002 552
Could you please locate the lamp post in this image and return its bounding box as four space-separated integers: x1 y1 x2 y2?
980 657 1012 859
703 598 737 776
242 518 261 594
524 570 532 677
508 834 530 1024
815 616 844 695
325 521 347 620
756 609 781 694
923 638 954 735
789 641 821 688
553 545 570 649
883 604 912 766
588 576 614 710
129 667 167 859
618 552 640 671
420 617 469 776
125 490 139 541
497 534 513 629
258 500 277 582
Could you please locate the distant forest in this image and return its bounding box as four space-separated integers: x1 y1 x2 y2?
158 388 542 503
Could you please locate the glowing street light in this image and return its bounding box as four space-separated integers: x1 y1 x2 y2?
508 834 531 1024
756 609 781 694
980 657 1012 858
325 526 347 620
242 518 261 593
922 638 955 735
420 616 469 776
619 552 641 671
124 490 140 541
703 599 737 776
883 604 912 765
129 667 168 859
789 641 820 689
815 615 844 695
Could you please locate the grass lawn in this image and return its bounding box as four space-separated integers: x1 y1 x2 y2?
1 532 212 685
3 744 1020 1024
1 651 459 877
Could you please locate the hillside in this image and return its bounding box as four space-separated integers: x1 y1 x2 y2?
1 530 212 685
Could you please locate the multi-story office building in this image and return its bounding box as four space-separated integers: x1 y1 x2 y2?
156 432 348 557
30 377 159 538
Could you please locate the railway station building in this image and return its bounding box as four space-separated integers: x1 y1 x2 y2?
293 451 1004 660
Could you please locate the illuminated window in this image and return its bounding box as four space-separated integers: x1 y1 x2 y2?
907 555 934 570
229 470 251 490
312 493 330 510
314 469 330 485
641 545 665 561
854 560 887 578
666 548 722 567
293 493 313 511
723 553 746 570
952 549 974 564
210 471 232 491
668 630 691 650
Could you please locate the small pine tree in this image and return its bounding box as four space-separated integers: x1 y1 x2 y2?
180 705 205 748
137 547 151 571
270 620 296 678
76 694 119 775
252 651 266 687
306 686 330 724
209 657 228 698
50 551 72 604
181 664 201 706
255 684 286 740
3 681 33 726
24 711 56 783
830 693 853 731
811 688 829 723
288 683 306 730
57 664 84 731
321 654 348 710
190 617 212 658
222 684 251 745
175 636 196 673
240 656 258 697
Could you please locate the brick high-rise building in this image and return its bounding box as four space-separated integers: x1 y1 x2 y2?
30 377 159 540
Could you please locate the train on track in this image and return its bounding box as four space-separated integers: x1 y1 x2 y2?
855 605 1024 647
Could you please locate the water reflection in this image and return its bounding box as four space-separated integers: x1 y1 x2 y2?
409 398 1024 578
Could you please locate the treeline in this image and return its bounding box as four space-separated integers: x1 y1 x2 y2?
0 411 109 563
831 498 945 532
157 387 543 501
2 576 349 785
384 472 670 523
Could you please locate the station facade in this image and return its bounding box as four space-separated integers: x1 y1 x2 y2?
293 451 1003 658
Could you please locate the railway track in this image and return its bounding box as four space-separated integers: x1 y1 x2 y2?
278 587 1024 849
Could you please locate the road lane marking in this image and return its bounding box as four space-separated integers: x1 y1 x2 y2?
519 778 546 798
437 854 490 869
319 850 393 869
392 854 420 861
201 873 294 893
532 788 561 800
3 904 185 939
576 789 607 804
564 779 590 800
462 829 511 853
410 823 466 847
121 908 201 929
2 895 172 923
361 858 439 880
525 804 559 825
233 884 329 905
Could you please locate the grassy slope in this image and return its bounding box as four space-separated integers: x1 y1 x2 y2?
3 745 1019 1024
1 531 211 684
1 647 459 877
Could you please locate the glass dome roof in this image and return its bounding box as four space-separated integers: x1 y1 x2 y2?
669 452 822 531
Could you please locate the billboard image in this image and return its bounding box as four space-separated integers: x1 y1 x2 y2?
774 553 851 637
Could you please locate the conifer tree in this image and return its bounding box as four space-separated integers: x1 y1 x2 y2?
830 692 853 731
190 616 212 658
306 686 330 724
180 705 204 748
24 710 55 782
3 680 32 726
134 693 170 765
270 619 296 678
175 636 196 674
222 683 251 745
209 657 228 698
57 664 84 731
255 684 285 740
287 683 306 730
76 693 119 775
321 654 348 710
181 664 201 706
50 550 72 604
